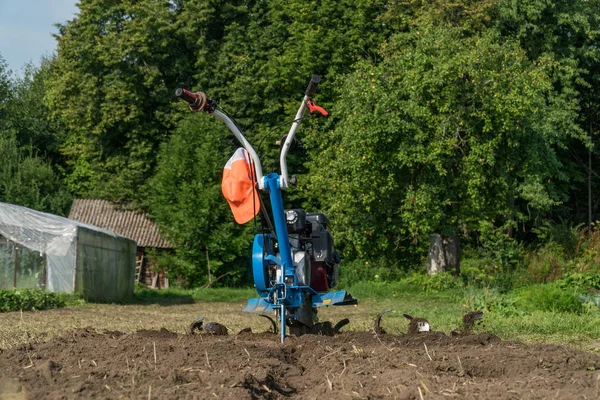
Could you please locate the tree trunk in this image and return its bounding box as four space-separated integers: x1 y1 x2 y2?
427 234 446 275
442 233 461 276
428 233 461 275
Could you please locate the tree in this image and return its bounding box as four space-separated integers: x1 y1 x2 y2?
47 0 196 201
304 23 585 270
495 0 600 225
0 55 71 215
0 56 12 131
0 134 71 215
147 113 252 287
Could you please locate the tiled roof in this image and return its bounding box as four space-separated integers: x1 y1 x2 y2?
68 199 172 248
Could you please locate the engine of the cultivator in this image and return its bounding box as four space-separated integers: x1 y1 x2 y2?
176 75 356 342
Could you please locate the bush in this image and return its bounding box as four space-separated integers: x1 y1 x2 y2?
0 289 67 312
338 258 404 286
522 242 568 284
463 282 586 316
512 283 584 314
463 288 524 317
460 257 511 289
554 272 600 294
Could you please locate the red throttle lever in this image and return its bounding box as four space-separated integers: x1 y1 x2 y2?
307 99 329 117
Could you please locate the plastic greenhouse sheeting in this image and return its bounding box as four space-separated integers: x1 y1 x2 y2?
0 202 136 302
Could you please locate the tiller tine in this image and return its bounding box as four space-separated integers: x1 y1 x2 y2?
374 308 392 334
259 314 278 334
333 318 350 333
189 317 205 334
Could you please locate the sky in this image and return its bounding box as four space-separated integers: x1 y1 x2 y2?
0 0 79 76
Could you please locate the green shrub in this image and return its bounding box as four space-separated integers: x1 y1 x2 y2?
531 220 582 259
338 258 404 286
0 289 67 312
522 242 567 284
476 222 525 271
512 283 584 314
554 272 600 294
463 288 524 317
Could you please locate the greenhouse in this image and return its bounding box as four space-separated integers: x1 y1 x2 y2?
0 202 136 302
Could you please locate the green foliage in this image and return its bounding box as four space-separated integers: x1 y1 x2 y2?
47 0 195 201
512 283 584 314
523 222 600 284
0 56 71 215
341 278 462 301
146 115 252 287
464 282 585 317
3 0 600 289
555 272 600 294
0 134 72 214
463 288 524 317
337 258 404 286
0 289 67 312
306 20 579 267
496 0 600 224
531 220 583 259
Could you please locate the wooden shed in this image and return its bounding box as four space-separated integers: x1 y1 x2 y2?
68 199 172 288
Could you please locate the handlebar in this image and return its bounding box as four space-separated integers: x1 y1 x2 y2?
176 75 323 191
175 88 207 112
175 88 198 104
305 75 321 97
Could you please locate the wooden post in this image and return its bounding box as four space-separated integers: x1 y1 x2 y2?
205 246 212 284
13 243 19 288
41 251 47 290
443 233 461 276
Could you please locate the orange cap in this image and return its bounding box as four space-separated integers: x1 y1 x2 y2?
222 148 261 224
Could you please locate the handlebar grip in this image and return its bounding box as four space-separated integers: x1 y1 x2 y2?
175 88 198 104
305 75 321 97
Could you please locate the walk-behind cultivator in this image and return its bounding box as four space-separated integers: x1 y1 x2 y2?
177 76 356 342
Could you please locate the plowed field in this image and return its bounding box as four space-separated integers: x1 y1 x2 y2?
2 325 600 399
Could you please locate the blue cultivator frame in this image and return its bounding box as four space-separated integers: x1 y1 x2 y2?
177 76 356 342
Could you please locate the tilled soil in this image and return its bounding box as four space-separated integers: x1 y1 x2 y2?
1 328 600 399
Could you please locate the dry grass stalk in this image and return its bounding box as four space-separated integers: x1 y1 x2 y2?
205 350 211 369
457 356 464 377
419 379 430 393
318 348 341 362
339 359 347 377
424 343 433 361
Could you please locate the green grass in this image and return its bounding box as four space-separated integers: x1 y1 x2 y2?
337 280 600 349
132 286 258 305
